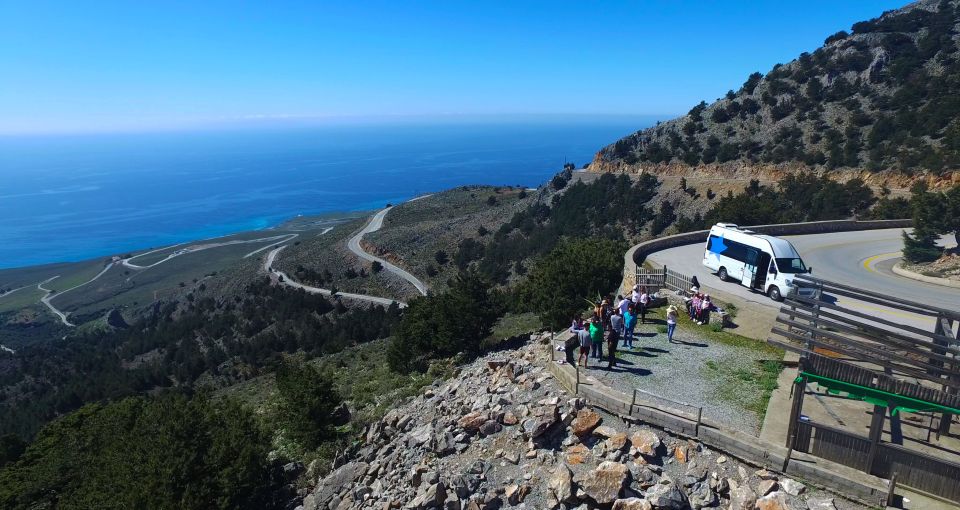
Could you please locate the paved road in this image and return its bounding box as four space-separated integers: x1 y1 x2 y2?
649 228 959 331
347 203 430 296
264 246 406 308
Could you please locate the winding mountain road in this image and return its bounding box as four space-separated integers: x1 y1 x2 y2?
264 245 406 307
347 201 430 296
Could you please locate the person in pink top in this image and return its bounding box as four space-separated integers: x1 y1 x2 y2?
698 294 713 325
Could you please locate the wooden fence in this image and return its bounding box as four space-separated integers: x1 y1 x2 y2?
634 266 694 294
795 419 960 502
770 274 960 503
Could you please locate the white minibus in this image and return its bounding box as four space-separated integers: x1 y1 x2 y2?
701 223 815 301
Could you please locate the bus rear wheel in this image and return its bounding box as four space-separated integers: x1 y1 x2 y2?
767 285 782 301
718 267 728 281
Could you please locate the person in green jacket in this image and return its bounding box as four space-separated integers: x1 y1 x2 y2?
589 317 604 360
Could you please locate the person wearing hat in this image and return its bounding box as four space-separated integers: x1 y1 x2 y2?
666 305 679 343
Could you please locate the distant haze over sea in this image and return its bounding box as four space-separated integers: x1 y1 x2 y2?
0 116 662 269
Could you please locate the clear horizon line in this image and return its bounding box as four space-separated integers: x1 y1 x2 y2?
0 112 678 137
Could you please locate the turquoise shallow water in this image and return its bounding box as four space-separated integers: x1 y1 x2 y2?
0 118 658 269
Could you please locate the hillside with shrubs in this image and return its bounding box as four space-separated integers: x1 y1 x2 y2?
594 0 960 179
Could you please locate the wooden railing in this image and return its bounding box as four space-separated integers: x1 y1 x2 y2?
771 274 960 503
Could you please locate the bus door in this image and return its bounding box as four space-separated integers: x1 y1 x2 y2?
741 247 759 289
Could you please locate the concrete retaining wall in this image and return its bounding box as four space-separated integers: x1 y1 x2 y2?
621 219 912 294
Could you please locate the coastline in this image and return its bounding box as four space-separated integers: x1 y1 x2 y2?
0 204 392 274
0 190 442 276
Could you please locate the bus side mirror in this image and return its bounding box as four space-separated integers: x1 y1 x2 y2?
808 267 813 273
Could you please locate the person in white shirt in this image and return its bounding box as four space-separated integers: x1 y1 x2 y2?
638 287 650 324
631 284 641 304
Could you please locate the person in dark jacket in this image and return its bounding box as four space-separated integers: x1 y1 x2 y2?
607 313 621 368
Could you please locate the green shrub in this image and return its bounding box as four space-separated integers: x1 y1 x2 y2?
518 238 626 330
275 359 343 449
0 393 275 510
387 273 502 373
710 322 724 332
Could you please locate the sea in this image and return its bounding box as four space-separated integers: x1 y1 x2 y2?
0 117 660 269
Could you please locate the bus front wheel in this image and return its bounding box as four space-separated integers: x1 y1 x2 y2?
718 267 728 281
767 285 783 301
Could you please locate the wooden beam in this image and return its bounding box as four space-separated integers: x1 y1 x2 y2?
782 298 960 354
771 326 960 391
780 307 960 367
774 317 960 382
794 274 960 320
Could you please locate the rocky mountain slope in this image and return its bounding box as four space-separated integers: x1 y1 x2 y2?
591 0 960 190
298 337 864 510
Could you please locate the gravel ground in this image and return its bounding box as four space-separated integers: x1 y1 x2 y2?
575 319 782 435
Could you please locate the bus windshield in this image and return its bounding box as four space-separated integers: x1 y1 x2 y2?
775 258 807 273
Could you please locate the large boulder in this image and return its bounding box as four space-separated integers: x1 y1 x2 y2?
780 479 805 496
458 411 487 433
728 485 757 510
755 491 791 510
548 464 576 503
593 425 619 438
612 498 653 510
644 477 687 509
522 406 559 438
630 430 661 456
312 462 369 509
571 409 602 436
407 423 434 447
578 461 629 505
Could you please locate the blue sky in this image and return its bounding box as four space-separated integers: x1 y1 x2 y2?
0 1 906 134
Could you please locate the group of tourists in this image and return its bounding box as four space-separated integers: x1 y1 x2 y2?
564 285 654 369
686 287 713 326
561 281 721 369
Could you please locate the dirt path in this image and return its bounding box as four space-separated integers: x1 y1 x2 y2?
346 197 431 296
264 245 406 308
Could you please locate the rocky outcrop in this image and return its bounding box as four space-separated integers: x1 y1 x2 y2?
298 336 867 510
587 159 960 193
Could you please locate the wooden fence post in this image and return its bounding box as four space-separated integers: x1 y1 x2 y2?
885 471 899 508
865 404 886 474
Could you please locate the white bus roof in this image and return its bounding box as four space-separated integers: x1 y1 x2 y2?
756 235 801 258
709 223 802 259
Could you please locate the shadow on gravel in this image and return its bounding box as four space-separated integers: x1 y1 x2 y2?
671 339 708 348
